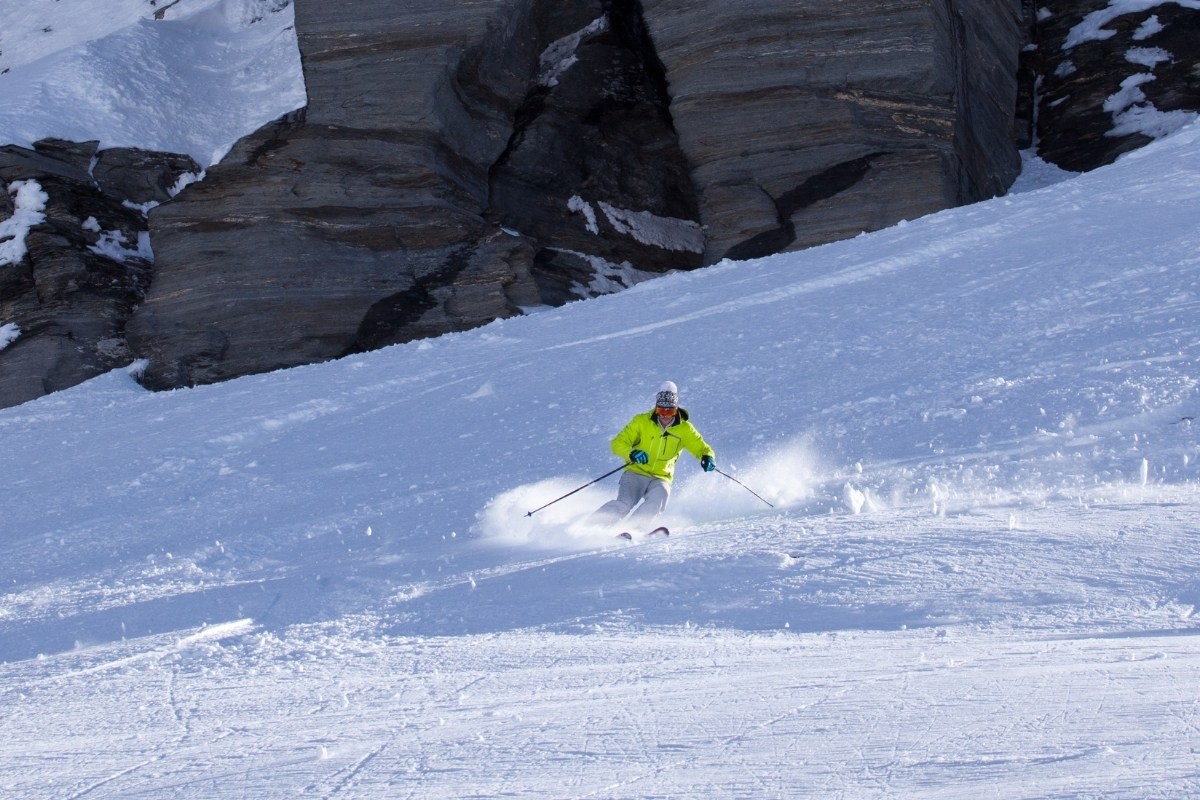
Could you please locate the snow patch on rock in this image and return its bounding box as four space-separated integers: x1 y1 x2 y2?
537 15 608 88
0 180 49 266
596 201 704 253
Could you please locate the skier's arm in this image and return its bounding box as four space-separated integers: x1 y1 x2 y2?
681 423 715 462
610 416 643 462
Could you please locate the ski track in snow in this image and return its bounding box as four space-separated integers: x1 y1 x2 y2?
4 580 1200 798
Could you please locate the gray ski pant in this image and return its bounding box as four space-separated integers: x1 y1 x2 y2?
593 470 671 526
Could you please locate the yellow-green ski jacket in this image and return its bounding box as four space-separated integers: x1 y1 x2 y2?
610 408 715 482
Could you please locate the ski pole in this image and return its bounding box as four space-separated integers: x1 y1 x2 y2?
715 467 775 508
525 463 628 517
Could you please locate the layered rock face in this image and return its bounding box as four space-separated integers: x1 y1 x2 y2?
128 0 703 389
1033 1 1200 172
640 0 1026 261
0 141 199 407
127 2 539 389
11 0 1195 405
126 0 1031 391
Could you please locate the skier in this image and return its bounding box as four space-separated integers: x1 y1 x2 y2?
592 381 716 532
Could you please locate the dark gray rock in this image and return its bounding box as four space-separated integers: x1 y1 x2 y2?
640 0 1027 261
93 148 204 206
8 139 99 182
1034 1 1200 172
125 0 547 389
128 0 705 389
129 0 1031 391
126 107 546 388
0 141 200 408
8 0 1197 406
487 0 703 289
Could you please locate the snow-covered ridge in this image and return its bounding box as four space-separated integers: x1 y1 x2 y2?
0 0 305 166
0 0 165 73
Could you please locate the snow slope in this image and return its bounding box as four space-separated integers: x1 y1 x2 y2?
0 0 304 166
2 103 1199 796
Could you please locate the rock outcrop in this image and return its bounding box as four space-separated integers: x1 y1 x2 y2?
640 0 1027 261
0 141 199 407
126 0 1030 391
1033 1 1200 172
5 0 1198 407
487 0 704 298
128 0 707 389
125 1 537 390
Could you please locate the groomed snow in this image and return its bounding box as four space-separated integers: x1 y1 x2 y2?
2 116 1199 796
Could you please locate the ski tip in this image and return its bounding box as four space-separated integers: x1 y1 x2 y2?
616 531 633 540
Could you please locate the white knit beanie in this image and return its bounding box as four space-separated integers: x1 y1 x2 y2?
655 380 679 408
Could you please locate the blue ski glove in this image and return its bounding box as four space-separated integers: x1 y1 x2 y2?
629 449 649 464
701 455 715 472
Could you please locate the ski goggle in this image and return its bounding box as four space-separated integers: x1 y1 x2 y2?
655 406 677 417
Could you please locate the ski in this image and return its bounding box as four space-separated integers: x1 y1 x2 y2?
616 526 670 540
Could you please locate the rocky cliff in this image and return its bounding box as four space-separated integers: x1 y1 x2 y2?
125 0 713 389
640 0 1028 261
0 141 199 407
2 0 1198 406
127 0 1031 390
1033 0 1200 171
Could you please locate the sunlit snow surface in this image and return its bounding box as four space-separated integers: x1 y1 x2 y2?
2 110 1199 795
0 0 304 165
